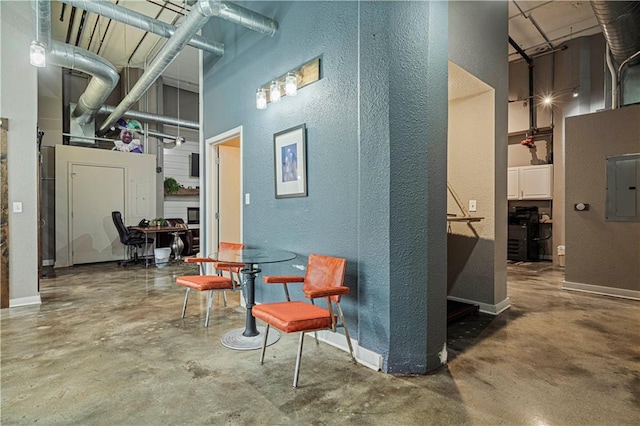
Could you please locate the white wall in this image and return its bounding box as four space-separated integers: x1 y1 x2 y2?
0 1 41 306
162 135 199 222
55 145 157 267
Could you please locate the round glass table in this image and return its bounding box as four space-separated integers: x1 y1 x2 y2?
211 248 297 350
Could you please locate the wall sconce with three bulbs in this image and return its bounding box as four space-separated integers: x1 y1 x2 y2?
256 58 320 110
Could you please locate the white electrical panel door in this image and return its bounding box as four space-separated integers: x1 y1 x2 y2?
606 154 640 222
507 168 519 200
520 165 553 200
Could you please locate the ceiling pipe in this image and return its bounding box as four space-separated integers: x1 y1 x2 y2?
49 42 120 124
605 45 618 109
34 0 120 125
184 0 278 35
99 105 199 130
98 0 279 135
509 36 536 132
591 1 640 66
59 0 224 56
97 0 215 134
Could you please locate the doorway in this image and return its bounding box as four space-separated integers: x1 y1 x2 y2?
205 127 243 261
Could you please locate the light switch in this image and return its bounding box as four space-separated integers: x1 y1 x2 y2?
245 193 250 205
469 200 477 212
12 202 23 213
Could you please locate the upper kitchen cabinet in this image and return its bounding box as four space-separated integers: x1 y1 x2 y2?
508 165 554 200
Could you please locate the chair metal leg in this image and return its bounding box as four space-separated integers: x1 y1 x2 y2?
205 290 214 327
310 299 319 345
260 324 270 365
181 288 190 318
293 332 305 388
222 291 228 307
337 303 356 363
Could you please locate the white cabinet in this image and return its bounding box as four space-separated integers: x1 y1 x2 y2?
508 165 554 200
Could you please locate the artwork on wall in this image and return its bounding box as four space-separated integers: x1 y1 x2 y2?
274 124 307 198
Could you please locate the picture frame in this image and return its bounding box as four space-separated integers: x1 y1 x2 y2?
274 124 307 198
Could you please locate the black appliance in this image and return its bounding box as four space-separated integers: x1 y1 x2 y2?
508 206 539 261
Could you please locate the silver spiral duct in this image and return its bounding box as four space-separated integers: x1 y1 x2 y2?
34 0 119 125
59 0 224 56
98 0 215 134
210 1 278 36
32 0 51 48
591 1 640 65
99 105 199 130
49 41 120 125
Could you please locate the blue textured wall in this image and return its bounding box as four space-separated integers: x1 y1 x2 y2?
202 1 449 373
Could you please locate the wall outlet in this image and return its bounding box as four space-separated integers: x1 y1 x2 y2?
245 193 250 205
469 200 477 212
12 202 23 213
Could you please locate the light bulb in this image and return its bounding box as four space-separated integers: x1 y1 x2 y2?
256 88 267 110
285 72 298 96
30 41 46 67
270 81 281 103
543 96 552 105
176 136 184 146
572 89 579 98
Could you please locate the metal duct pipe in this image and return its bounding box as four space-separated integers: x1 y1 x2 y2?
99 105 199 130
59 0 224 56
591 1 640 66
49 41 120 124
33 0 51 47
209 1 278 36
606 45 619 109
34 0 119 125
97 0 214 134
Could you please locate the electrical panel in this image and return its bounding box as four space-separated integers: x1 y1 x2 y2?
606 153 640 222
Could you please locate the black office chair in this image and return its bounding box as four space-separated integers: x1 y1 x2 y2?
111 211 153 266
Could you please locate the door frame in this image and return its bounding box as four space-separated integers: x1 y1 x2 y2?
205 126 243 273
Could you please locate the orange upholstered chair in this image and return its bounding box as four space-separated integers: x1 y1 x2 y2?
177 243 244 327
252 254 355 388
182 242 245 308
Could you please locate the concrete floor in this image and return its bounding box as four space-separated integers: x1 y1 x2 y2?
1 261 638 424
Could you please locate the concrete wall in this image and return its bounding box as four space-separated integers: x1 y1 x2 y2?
202 1 450 373
564 105 640 296
0 0 41 306
449 1 509 310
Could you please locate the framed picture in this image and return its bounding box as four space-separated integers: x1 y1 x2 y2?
274 124 307 198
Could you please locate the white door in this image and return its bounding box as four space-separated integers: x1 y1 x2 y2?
218 144 241 244
71 164 125 264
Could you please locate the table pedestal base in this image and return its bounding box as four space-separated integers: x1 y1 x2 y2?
221 326 280 351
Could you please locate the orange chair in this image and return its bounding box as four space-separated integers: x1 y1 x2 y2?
182 242 245 308
252 254 355 388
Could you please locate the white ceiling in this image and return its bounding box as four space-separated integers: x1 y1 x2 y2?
508 0 601 61
49 1 603 86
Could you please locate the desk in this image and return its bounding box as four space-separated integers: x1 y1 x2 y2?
212 248 296 350
130 226 185 267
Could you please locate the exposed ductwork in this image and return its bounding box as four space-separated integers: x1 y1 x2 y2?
35 0 119 125
58 0 225 56
98 0 279 134
97 1 213 134
50 41 120 125
207 1 278 36
99 105 199 130
591 1 640 66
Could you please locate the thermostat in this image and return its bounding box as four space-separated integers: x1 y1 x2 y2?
574 203 589 211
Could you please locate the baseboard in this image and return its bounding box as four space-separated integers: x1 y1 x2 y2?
9 295 42 307
42 259 54 267
313 330 383 371
447 295 511 315
562 281 640 301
